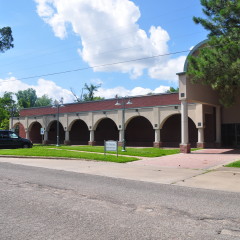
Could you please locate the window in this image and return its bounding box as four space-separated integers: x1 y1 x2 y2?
9 132 18 139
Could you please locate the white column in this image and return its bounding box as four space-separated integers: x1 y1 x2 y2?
65 131 69 141
181 100 188 144
90 130 94 142
154 129 160 142
216 106 221 144
198 128 204 143
25 129 30 140
119 129 124 142
44 131 48 142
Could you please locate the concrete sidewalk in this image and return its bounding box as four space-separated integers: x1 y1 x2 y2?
0 148 239 192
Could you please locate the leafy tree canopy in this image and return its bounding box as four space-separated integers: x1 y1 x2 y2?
166 87 179 93
187 0 240 107
35 94 53 107
16 88 38 108
0 27 14 53
71 83 104 102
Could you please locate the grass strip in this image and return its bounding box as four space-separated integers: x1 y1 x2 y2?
0 146 138 163
225 161 240 168
47 145 181 157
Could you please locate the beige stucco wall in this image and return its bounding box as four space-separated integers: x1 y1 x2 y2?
13 104 202 136
179 73 220 106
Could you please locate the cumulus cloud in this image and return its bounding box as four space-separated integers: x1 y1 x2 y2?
0 77 170 102
0 77 74 103
149 56 186 82
96 85 170 99
35 0 185 81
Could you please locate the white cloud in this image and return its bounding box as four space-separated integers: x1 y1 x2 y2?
149 56 186 82
35 0 186 81
96 85 170 99
0 77 170 103
0 77 74 103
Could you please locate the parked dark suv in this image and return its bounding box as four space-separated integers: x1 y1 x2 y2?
0 130 33 149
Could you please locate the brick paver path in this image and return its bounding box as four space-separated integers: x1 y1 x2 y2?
129 149 240 170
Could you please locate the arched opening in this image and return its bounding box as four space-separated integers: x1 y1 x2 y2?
125 116 154 147
13 123 25 138
69 120 89 145
95 118 118 145
29 122 42 143
48 121 65 144
161 114 197 147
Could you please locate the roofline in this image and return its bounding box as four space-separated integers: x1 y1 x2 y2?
183 39 208 72
20 92 179 111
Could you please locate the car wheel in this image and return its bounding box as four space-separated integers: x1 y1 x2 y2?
23 144 29 148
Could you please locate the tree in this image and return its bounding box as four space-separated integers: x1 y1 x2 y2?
35 94 53 107
83 83 101 101
187 0 240 107
166 87 179 93
0 27 14 53
16 88 38 108
0 92 18 130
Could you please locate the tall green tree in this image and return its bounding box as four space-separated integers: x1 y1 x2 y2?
16 88 38 108
0 92 18 129
35 94 53 107
187 0 240 107
0 27 14 53
83 83 101 101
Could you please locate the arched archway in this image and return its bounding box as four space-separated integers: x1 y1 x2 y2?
13 122 25 138
161 114 197 147
69 120 89 145
29 122 42 143
48 121 65 144
125 116 154 147
95 118 118 145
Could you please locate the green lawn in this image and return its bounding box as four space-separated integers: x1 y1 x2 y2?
47 145 181 157
0 146 138 163
225 161 240 168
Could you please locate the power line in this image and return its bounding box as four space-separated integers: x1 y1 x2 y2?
1 40 238 84
0 49 190 82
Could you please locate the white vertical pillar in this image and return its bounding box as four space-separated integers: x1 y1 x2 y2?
25 129 30 140
216 106 221 144
44 131 48 142
65 131 69 141
155 129 160 142
90 130 94 142
119 129 124 142
181 100 188 144
198 128 204 143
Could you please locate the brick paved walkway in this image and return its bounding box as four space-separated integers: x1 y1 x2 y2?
129 149 240 170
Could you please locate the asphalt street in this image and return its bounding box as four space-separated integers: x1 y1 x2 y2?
0 162 240 240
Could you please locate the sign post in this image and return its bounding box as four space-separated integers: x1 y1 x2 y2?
40 128 45 144
104 140 118 158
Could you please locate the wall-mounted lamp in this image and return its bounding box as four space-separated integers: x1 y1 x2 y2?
135 109 139 112
174 106 178 109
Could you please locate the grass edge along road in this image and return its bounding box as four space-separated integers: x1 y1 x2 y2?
225 161 240 168
0 145 183 163
0 146 137 163
47 145 181 157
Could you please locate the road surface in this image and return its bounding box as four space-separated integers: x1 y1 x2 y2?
0 162 240 240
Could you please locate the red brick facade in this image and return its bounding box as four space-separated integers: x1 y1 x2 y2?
20 93 180 117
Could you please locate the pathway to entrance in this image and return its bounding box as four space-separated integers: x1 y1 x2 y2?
129 148 240 170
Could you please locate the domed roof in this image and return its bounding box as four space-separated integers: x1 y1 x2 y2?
183 39 208 72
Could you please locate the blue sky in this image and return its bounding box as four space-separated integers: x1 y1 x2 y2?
0 0 208 103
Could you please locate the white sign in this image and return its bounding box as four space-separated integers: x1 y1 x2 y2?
105 140 118 151
40 128 45 135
